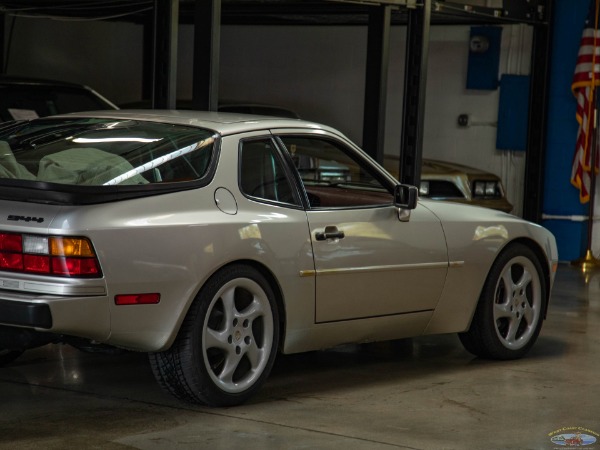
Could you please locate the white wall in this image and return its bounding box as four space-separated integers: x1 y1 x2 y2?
420 24 533 216
4 16 532 215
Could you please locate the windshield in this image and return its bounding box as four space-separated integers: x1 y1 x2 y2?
0 118 216 187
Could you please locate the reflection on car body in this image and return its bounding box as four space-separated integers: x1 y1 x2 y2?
0 111 556 407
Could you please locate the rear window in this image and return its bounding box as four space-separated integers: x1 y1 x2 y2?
0 118 216 187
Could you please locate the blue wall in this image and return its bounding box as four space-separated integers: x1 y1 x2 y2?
542 0 590 261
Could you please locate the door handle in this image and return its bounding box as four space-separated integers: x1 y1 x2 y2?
315 226 345 241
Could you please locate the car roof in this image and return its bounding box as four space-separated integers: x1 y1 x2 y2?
422 158 496 177
53 109 339 137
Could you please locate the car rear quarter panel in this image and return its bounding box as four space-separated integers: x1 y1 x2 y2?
48 192 314 351
43 136 315 352
420 201 558 335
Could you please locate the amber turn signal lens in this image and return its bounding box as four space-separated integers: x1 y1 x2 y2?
50 237 96 257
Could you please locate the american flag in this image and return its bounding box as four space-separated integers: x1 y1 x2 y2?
572 0 600 204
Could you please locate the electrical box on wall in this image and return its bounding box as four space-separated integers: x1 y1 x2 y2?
466 26 503 90
496 74 530 151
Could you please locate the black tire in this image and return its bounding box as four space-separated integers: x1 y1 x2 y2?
459 243 547 360
0 349 24 366
149 264 280 406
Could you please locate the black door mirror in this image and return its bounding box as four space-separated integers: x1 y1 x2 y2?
394 184 418 210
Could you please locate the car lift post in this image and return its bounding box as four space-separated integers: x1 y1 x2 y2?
399 0 431 188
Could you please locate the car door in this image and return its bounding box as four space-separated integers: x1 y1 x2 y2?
276 133 449 323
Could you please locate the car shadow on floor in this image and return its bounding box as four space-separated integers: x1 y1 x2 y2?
0 330 568 410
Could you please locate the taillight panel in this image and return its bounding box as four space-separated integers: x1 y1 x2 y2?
0 232 101 278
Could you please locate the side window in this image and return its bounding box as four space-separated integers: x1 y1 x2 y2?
240 138 298 205
278 136 394 208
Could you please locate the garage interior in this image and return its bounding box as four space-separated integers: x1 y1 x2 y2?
1 0 599 448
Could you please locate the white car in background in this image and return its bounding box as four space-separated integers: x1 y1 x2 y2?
0 75 117 122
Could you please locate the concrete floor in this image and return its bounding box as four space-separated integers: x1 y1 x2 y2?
0 264 599 450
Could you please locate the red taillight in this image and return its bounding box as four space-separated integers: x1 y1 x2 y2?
24 255 51 273
0 253 23 270
52 257 100 276
115 293 161 305
0 232 101 278
0 233 23 252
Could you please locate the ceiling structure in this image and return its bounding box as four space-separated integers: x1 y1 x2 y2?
0 0 547 26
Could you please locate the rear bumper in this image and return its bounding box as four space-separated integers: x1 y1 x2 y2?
0 299 52 328
0 290 110 343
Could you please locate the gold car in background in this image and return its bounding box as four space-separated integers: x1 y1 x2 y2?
384 156 513 213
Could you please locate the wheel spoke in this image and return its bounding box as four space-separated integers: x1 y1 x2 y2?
220 287 237 325
239 297 267 322
494 301 512 318
522 303 535 325
205 327 229 350
494 267 513 319
497 270 513 305
504 316 521 343
246 340 264 369
218 350 244 384
515 267 533 293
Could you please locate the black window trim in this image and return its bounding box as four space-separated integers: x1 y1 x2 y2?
237 134 305 210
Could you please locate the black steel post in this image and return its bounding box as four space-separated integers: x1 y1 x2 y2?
399 0 431 188
0 13 5 74
362 5 391 164
152 0 179 109
142 11 154 103
192 0 221 111
522 0 553 223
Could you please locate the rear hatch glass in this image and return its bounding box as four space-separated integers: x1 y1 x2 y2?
0 118 217 204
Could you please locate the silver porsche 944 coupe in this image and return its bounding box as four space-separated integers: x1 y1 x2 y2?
0 111 557 406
